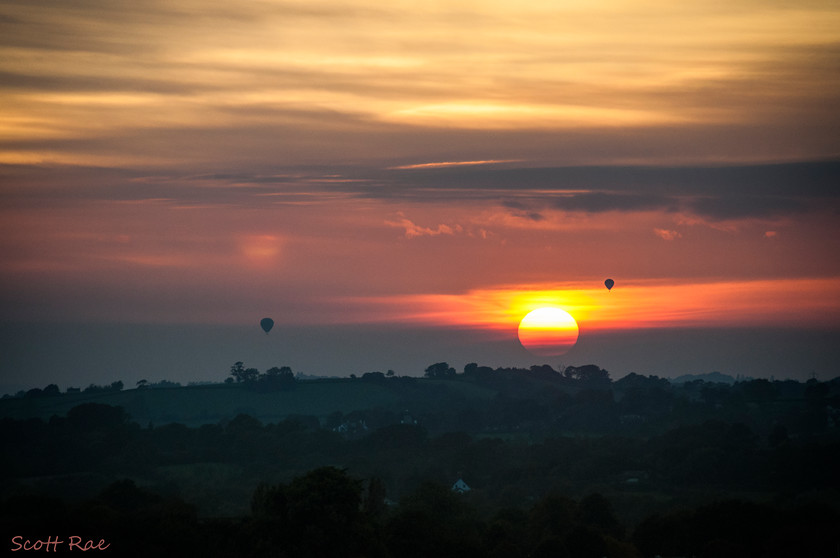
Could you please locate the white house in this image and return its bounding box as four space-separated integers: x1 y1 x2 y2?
451 478 471 494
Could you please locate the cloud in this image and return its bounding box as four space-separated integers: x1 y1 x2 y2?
549 192 674 213
384 215 461 239
4 161 839 227
654 228 682 241
684 195 808 221
3 0 840 174
377 161 840 222
390 159 522 169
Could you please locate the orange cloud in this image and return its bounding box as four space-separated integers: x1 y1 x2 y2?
390 159 522 169
339 277 840 332
385 214 462 239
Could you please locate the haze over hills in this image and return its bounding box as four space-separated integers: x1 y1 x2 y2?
3 361 836 432
3 323 838 395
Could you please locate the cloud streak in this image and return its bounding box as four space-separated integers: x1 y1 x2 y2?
384 214 461 238
2 0 840 168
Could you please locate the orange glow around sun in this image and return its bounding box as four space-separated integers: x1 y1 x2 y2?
517 307 580 356
341 277 840 335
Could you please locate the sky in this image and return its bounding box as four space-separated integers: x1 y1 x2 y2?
2 0 840 391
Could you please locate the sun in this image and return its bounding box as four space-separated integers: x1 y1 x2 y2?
517 307 579 356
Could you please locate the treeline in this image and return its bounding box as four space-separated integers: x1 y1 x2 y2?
226 361 297 391
425 363 840 440
8 380 126 399
3 401 839 510
3 466 838 558
4 363 839 445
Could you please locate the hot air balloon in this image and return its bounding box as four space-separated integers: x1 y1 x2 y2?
260 318 274 334
604 278 614 291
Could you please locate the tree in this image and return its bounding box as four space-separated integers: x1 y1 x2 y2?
529 365 561 381
265 365 292 377
230 361 259 383
67 403 131 430
251 482 287 518
425 362 456 378
42 384 60 397
387 481 481 558
563 365 610 386
260 366 296 391
283 467 368 557
363 477 388 520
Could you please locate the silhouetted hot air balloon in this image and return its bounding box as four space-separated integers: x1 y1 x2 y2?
604 278 614 291
260 318 274 334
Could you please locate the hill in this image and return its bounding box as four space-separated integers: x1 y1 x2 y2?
0 376 501 427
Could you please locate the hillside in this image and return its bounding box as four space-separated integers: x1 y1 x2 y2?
0 377 501 427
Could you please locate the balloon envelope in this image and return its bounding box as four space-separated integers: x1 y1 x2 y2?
604 278 614 291
260 318 274 333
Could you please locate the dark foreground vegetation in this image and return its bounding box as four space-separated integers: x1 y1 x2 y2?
2 363 839 556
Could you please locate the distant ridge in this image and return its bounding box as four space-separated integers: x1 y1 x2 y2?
670 371 738 384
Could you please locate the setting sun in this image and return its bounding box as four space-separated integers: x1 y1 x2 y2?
517 307 580 357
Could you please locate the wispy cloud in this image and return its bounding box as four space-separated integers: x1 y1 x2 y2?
390 159 522 170
384 214 462 238
654 228 682 241
2 1 839 167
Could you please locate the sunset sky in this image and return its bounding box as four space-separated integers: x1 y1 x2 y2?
2 0 839 390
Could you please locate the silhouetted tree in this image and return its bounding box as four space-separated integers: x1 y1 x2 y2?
67 403 131 431
229 361 258 383
42 384 60 397
563 365 611 386
229 361 245 382
363 477 388 521
425 362 456 378
251 481 287 518
387 481 482 558
258 366 296 391
284 467 369 557
528 364 561 381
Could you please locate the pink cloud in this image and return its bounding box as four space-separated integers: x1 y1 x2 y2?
654 228 682 240
385 215 461 239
